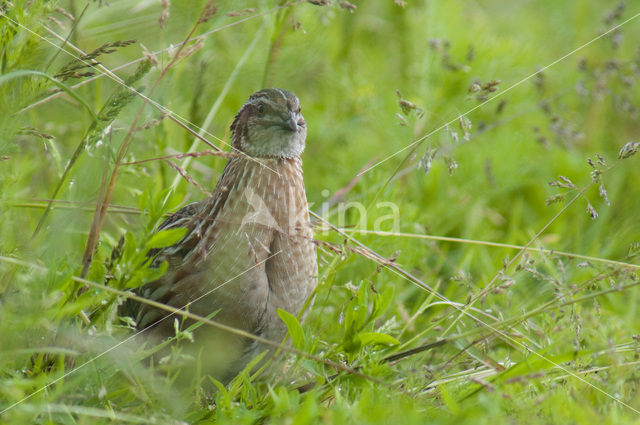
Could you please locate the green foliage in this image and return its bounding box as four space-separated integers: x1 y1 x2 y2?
1 0 640 424
340 282 397 359
146 228 188 250
278 308 306 350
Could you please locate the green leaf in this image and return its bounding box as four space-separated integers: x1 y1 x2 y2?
439 384 461 415
358 332 399 347
122 232 138 263
146 227 188 249
344 302 367 333
277 308 305 349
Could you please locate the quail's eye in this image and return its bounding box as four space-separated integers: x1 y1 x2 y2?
257 103 265 114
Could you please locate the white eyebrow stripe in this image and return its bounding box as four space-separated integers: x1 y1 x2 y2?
276 88 288 102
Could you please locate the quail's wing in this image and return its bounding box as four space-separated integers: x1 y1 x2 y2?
146 201 202 264
106 202 202 284
120 161 237 326
149 165 236 265
158 202 200 231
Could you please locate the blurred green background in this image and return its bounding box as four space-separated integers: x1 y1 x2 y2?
1 0 639 424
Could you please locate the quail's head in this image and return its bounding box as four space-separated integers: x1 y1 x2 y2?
231 88 306 158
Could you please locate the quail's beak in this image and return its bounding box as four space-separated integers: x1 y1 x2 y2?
282 112 298 131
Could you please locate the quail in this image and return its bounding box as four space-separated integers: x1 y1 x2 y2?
121 88 317 382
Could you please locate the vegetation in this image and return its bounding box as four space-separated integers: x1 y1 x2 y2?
1 0 639 423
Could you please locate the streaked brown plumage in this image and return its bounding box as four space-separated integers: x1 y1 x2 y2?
121 88 317 382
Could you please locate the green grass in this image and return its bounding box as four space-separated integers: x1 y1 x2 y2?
1 0 640 423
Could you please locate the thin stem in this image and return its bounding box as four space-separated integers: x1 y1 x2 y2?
338 229 640 270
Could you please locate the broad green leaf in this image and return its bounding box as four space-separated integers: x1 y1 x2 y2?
358 332 400 347
277 308 305 349
146 227 188 249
